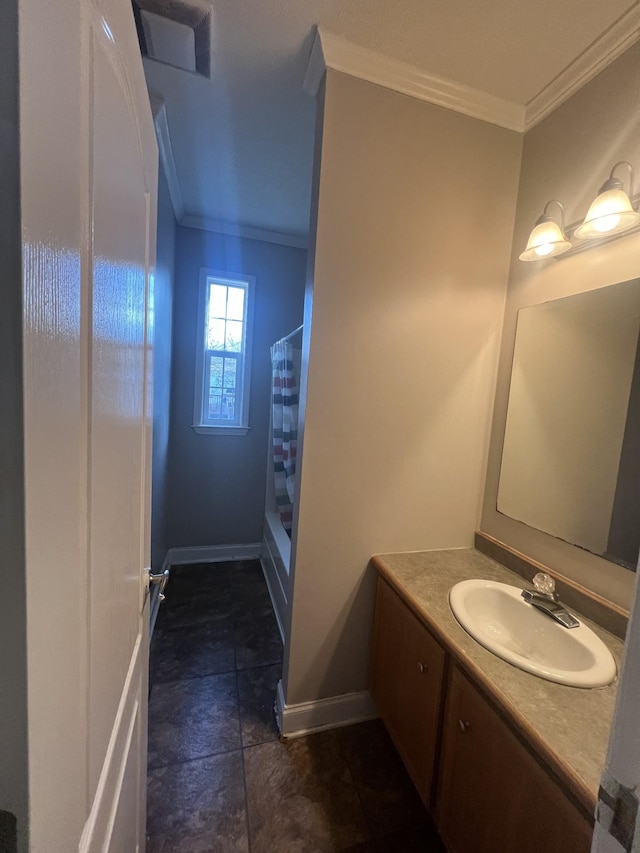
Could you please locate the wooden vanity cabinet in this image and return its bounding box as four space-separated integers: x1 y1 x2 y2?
437 666 593 853
370 577 446 805
370 574 594 853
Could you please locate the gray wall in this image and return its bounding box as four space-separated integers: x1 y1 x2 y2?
151 165 176 570
167 228 306 548
0 0 28 849
480 42 640 609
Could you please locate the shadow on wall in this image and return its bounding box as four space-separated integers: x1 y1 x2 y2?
151 163 177 571
288 560 379 704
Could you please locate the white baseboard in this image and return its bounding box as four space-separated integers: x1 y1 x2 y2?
166 543 263 565
275 680 377 738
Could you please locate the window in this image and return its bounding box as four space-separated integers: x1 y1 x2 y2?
193 270 255 435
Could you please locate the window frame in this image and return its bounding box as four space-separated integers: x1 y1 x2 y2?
192 269 255 435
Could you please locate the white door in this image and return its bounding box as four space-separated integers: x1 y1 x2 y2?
592 565 640 852
19 0 157 849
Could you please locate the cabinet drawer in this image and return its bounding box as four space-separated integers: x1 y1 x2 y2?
437 665 592 853
370 577 446 804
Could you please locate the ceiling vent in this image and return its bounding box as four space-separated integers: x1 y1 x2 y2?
132 0 211 77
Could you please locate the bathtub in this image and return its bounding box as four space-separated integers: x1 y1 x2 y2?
260 511 291 643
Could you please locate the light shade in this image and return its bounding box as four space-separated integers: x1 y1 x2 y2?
519 213 571 262
574 182 640 239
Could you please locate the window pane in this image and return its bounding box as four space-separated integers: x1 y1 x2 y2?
208 393 222 419
220 356 236 420
220 388 236 420
197 273 252 428
223 357 237 390
207 356 224 418
209 356 223 390
209 284 227 319
207 318 226 350
226 320 243 352
226 286 245 321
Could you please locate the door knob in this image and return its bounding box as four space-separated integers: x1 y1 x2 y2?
148 569 169 585
146 568 170 594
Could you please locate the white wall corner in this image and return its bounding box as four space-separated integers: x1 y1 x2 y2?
303 28 327 97
150 95 185 222
275 680 378 739
525 7 640 131
309 28 525 132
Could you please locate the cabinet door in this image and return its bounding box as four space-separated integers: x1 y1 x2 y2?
370 577 446 804
437 666 593 853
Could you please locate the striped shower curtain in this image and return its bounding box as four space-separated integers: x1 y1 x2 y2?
270 340 299 535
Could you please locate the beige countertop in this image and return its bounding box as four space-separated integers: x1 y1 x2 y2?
372 547 625 814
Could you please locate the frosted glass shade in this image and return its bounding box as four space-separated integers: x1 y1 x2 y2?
574 188 640 239
519 218 571 262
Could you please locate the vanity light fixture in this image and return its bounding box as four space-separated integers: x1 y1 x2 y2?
574 161 640 240
519 199 572 262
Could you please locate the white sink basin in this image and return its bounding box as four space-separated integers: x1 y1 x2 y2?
449 579 616 688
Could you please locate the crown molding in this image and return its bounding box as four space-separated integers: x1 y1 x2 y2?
150 95 184 222
524 5 640 131
180 213 309 249
305 17 640 136
304 28 525 132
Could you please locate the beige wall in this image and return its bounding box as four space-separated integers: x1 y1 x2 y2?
481 43 640 610
284 70 522 705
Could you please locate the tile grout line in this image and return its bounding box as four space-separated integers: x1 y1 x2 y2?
148 746 245 773
159 572 252 850
336 730 377 846
147 561 284 853
230 576 252 853
151 666 237 686
231 584 254 853
234 623 254 853
240 732 254 853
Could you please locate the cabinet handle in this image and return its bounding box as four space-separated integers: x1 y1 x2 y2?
417 662 429 673
458 719 471 733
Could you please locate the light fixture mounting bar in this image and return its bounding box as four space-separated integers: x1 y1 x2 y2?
554 191 640 260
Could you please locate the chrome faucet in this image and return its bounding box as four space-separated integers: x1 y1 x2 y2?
521 573 580 629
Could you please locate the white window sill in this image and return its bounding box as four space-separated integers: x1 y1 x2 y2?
191 424 251 436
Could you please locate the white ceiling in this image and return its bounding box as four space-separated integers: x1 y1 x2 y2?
142 0 640 242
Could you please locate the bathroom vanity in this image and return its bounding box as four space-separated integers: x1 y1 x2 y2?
370 548 625 853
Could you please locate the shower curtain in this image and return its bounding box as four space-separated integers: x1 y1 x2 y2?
270 340 299 535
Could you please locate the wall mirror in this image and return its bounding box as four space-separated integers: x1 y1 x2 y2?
497 278 640 571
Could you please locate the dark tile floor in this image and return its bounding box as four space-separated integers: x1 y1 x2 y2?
147 560 446 852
